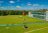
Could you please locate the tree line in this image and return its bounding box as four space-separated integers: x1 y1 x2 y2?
0 9 47 16
0 10 28 16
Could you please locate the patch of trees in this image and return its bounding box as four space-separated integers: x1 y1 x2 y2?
0 9 47 16
0 10 28 16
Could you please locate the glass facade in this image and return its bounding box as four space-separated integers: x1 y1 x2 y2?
32 11 46 20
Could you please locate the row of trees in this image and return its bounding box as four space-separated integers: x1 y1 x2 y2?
0 10 28 16
0 9 47 16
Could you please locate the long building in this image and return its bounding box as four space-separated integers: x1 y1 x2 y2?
28 10 48 21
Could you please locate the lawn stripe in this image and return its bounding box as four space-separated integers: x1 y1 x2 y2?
24 27 48 33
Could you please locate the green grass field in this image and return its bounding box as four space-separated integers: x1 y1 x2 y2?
0 15 48 33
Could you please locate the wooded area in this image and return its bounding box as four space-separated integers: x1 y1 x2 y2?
0 9 47 16
0 10 28 16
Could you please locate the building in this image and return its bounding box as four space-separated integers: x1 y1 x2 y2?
28 11 33 17
32 10 46 20
46 11 48 21
28 10 48 21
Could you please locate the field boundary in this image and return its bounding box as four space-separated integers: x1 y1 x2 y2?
24 27 48 33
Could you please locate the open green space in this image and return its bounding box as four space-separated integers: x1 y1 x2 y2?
0 15 48 33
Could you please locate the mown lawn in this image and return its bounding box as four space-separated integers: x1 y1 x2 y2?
0 22 48 33
0 15 48 33
0 15 46 24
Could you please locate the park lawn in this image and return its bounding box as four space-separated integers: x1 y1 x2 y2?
0 15 46 24
0 15 48 33
0 22 48 33
31 28 48 33
27 29 48 33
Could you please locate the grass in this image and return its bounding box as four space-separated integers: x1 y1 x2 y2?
0 15 46 24
0 23 48 33
0 15 48 33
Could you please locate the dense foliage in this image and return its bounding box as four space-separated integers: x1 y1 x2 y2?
0 10 28 16
0 9 47 16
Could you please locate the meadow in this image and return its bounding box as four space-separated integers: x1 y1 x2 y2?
0 15 48 33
